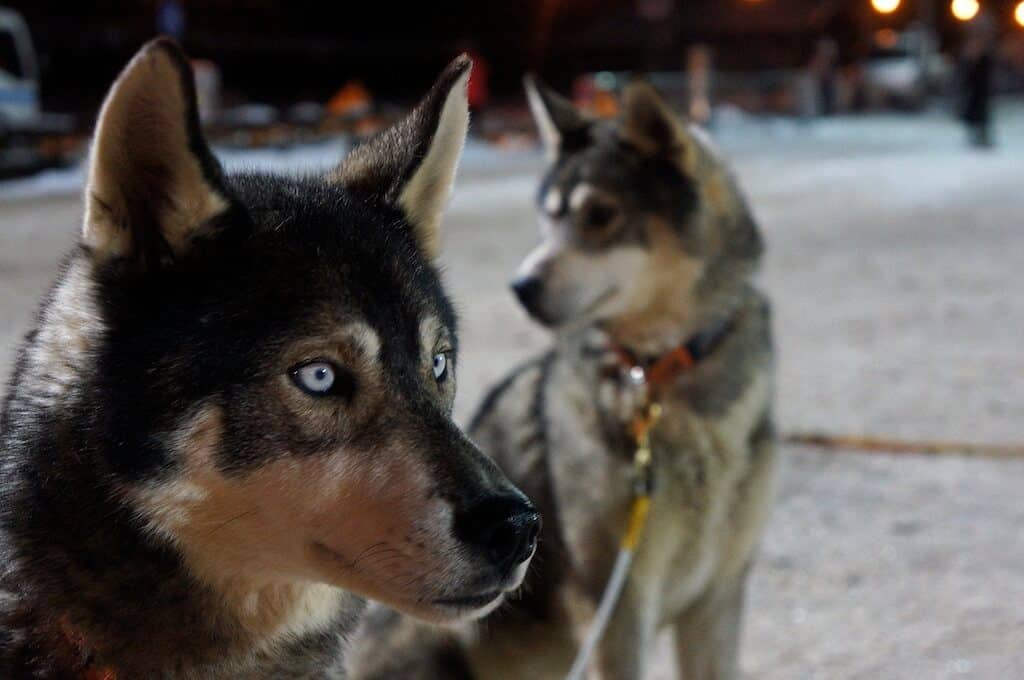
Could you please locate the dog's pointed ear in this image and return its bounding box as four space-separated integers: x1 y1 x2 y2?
620 81 693 165
523 75 589 161
332 55 471 260
82 38 232 268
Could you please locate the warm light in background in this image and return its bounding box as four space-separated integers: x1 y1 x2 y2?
875 28 900 48
951 0 980 21
1015 1 1024 27
871 0 901 14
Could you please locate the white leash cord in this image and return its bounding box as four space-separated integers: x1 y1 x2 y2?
565 546 636 680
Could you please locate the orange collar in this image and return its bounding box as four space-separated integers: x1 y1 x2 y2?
609 317 731 396
611 343 695 396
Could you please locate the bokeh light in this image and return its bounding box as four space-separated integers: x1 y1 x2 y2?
951 0 980 21
871 0 901 14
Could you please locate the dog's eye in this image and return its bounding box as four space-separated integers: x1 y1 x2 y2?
432 352 449 383
582 201 619 230
290 361 351 398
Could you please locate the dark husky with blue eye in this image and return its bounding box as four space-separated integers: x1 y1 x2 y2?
0 39 538 678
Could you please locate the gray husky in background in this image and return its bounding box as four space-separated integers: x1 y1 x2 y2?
349 79 777 680
0 40 539 678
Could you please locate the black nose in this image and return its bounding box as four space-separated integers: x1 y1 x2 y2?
455 495 541 573
510 275 544 310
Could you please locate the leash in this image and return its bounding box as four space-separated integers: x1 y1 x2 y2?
565 399 661 680
566 337 695 680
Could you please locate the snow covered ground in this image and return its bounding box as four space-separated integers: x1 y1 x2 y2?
1 105 1022 678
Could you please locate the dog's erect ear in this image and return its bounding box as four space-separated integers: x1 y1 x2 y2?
523 75 589 161
620 81 692 163
83 39 232 267
333 55 471 260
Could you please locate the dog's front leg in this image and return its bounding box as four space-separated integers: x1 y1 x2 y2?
672 575 747 680
590 580 654 680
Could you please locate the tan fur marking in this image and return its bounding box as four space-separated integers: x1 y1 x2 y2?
127 398 481 634
127 411 345 644
602 220 705 351
22 260 101 407
343 321 382 364
418 315 451 358
705 173 732 219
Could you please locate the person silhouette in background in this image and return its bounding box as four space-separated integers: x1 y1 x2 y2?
958 12 997 148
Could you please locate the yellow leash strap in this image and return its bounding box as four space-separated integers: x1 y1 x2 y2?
622 401 659 552
621 495 651 551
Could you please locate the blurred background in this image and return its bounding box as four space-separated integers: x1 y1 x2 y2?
1 1 1022 678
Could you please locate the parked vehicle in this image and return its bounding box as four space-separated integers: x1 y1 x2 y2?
0 6 40 128
0 6 77 179
864 26 950 110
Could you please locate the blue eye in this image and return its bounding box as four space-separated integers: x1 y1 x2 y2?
291 361 337 396
432 352 448 382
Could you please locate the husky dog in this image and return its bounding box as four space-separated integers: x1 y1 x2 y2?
348 80 776 680
0 40 539 678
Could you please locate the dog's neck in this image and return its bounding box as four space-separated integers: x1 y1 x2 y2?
600 294 739 362
608 314 733 373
